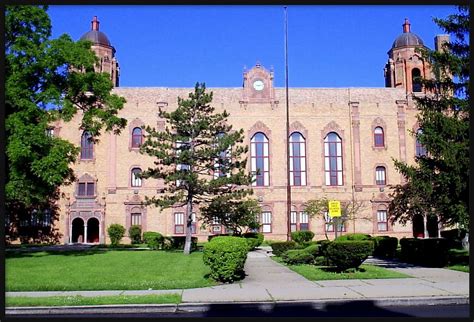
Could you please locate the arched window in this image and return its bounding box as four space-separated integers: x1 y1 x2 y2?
131 127 142 148
131 168 142 187
375 166 386 185
412 68 422 92
324 132 343 186
374 127 385 147
81 131 93 160
251 132 269 187
415 129 427 157
289 132 306 186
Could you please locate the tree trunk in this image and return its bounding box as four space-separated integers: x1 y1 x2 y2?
183 198 193 255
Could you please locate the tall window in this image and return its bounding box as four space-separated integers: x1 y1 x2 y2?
81 131 93 160
290 211 297 232
191 212 197 234
374 127 384 147
324 132 343 186
375 166 386 185
132 127 143 148
131 168 142 187
289 132 307 186
324 212 345 232
78 182 95 197
251 132 269 186
415 129 427 157
412 68 422 92
174 212 184 234
212 216 222 233
131 213 142 227
261 212 272 233
291 211 309 231
299 212 309 231
377 210 388 231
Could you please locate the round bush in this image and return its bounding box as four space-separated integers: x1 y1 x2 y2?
244 237 259 250
107 224 125 247
270 241 298 257
203 236 249 283
143 231 164 250
326 240 374 271
128 225 142 244
282 249 314 265
291 231 315 244
243 232 264 248
335 233 372 241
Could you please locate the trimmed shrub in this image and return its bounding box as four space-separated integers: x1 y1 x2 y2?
400 238 450 267
163 236 198 251
143 231 164 250
303 244 320 257
208 234 230 242
203 236 249 282
326 240 374 271
107 224 125 247
373 236 398 258
448 249 469 265
271 241 298 257
282 249 314 265
128 225 142 244
335 233 372 241
291 231 315 244
314 256 327 266
244 238 259 251
243 232 264 248
440 229 464 249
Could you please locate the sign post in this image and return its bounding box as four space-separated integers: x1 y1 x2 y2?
328 200 341 239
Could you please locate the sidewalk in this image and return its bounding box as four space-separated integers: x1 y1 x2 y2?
6 247 469 312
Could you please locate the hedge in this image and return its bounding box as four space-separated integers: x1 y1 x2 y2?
326 240 374 271
291 231 315 244
271 241 298 257
107 224 125 247
303 244 320 257
163 236 198 251
372 236 398 258
143 231 164 250
242 232 264 248
400 237 450 267
281 249 314 265
203 236 249 282
335 233 372 241
128 225 142 244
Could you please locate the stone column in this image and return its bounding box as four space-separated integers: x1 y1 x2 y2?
423 216 429 239
84 223 88 244
396 101 408 183
107 132 117 193
350 102 362 191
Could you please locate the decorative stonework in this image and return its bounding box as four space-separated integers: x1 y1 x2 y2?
242 63 276 104
248 121 272 138
289 121 308 139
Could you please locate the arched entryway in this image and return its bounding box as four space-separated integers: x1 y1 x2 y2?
72 217 85 243
412 213 425 238
87 217 100 243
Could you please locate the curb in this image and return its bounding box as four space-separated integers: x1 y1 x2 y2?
6 296 469 315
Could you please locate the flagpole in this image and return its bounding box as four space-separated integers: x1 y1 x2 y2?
284 6 292 241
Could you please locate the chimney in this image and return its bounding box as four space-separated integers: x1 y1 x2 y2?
402 18 411 33
91 16 100 31
435 34 450 52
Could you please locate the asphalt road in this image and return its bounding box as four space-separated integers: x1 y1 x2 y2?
6 303 470 318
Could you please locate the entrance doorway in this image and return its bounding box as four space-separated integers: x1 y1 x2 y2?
87 217 100 243
412 213 425 238
72 218 84 243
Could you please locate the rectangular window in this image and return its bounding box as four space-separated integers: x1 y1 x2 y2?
261 212 272 233
324 212 334 232
377 210 388 231
290 211 297 232
376 167 386 185
174 212 184 234
78 182 94 196
131 213 142 226
191 212 197 234
299 212 309 231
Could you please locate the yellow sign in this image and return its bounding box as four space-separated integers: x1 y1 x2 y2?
328 200 341 217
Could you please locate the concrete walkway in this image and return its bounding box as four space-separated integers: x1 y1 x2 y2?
7 246 469 305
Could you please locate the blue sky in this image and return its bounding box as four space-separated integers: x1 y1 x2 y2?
48 5 456 88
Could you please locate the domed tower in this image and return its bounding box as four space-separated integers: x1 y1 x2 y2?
80 16 120 87
384 19 430 95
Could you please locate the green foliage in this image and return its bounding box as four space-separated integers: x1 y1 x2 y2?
335 233 372 241
291 231 315 244
140 83 255 254
447 249 469 266
202 236 249 282
242 232 264 248
163 236 198 251
107 224 125 247
326 241 374 272
128 225 142 244
281 249 315 265
303 244 320 257
5 5 126 242
142 232 164 250
270 241 298 257
372 236 398 258
389 6 469 231
400 238 449 267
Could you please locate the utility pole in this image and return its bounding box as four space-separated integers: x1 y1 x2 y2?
284 6 292 241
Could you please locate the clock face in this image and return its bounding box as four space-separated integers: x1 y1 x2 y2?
253 80 265 91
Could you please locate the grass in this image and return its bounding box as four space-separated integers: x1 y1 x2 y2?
447 265 469 273
6 294 181 307
6 249 217 291
272 257 412 280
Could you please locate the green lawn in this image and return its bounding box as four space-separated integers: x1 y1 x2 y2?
6 250 217 291
447 265 469 273
6 294 181 307
272 257 412 280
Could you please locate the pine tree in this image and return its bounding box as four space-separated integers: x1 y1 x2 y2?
389 6 469 235
140 83 255 254
5 5 127 242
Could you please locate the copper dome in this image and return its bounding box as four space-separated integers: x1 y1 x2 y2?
391 18 424 49
79 16 112 47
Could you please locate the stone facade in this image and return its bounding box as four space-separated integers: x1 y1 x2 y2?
52 17 445 244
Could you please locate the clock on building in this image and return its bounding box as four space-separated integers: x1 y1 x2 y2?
253 79 265 91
